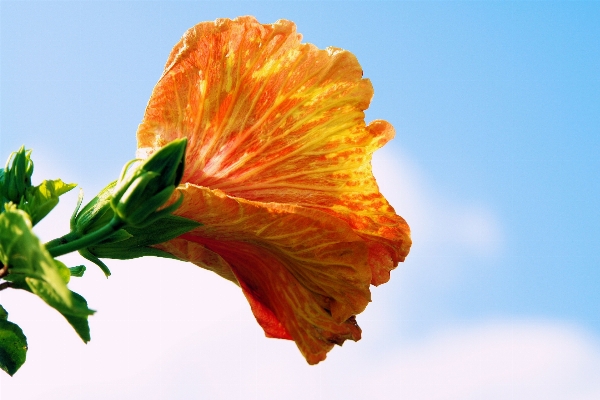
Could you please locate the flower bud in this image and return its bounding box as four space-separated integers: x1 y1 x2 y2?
1 146 34 204
72 183 116 235
110 138 187 227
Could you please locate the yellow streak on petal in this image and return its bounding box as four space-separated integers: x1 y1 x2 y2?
137 17 411 357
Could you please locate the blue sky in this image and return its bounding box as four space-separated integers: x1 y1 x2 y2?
1 1 599 398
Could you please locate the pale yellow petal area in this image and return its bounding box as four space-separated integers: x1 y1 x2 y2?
136 16 411 286
154 237 238 284
162 183 370 364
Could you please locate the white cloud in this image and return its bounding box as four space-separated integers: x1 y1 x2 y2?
453 205 503 256
360 321 600 400
372 147 504 259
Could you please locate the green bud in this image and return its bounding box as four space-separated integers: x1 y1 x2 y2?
110 138 187 227
73 182 116 235
51 138 191 276
1 146 34 204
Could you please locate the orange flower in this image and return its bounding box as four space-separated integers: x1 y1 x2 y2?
136 16 411 364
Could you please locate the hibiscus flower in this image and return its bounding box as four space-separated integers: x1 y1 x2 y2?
136 16 411 365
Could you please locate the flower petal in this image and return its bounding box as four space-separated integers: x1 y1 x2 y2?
154 236 238 284
158 183 370 363
136 16 411 286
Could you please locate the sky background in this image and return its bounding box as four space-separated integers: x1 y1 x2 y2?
1 1 599 399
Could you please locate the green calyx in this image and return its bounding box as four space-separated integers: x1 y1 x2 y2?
110 138 187 228
46 138 198 277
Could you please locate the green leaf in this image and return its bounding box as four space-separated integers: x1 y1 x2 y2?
0 209 94 342
24 281 92 342
57 292 92 342
24 278 92 317
0 321 27 376
0 305 27 376
68 265 86 277
19 179 76 225
1 210 72 302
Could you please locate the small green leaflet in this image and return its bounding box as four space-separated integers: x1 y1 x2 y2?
18 179 76 225
0 208 94 344
68 265 86 277
21 281 93 342
0 305 27 376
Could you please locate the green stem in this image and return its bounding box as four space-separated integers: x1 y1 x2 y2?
47 217 125 258
44 231 82 250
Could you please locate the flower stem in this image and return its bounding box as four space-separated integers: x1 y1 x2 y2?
44 231 82 250
47 217 125 258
